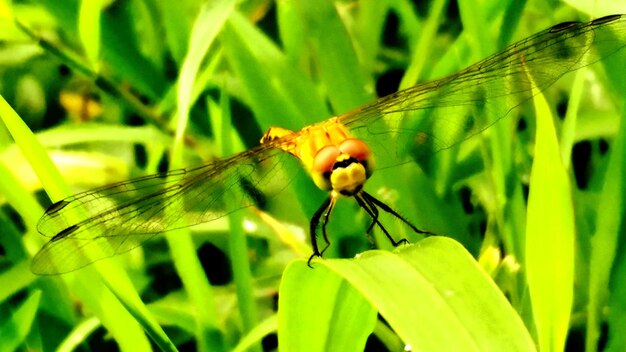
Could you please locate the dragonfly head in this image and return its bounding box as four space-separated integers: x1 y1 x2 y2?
311 138 375 196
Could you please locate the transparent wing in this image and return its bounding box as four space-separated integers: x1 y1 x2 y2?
32 15 626 274
32 144 295 274
340 15 626 169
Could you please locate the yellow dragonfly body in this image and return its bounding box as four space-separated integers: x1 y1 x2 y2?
262 117 426 263
32 15 626 274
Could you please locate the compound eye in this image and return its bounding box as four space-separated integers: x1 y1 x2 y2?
338 138 371 162
312 145 340 173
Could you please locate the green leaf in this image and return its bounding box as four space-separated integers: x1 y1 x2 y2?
586 75 626 352
0 95 158 351
292 0 373 112
279 259 377 352
525 78 575 352
0 291 41 352
78 0 102 71
280 238 535 351
175 0 235 154
221 11 328 131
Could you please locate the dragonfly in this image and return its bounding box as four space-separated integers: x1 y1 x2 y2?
31 15 626 275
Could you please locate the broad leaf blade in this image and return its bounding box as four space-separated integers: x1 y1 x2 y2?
279 238 535 351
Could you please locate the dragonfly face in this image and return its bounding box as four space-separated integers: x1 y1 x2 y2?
319 138 372 196
31 14 626 274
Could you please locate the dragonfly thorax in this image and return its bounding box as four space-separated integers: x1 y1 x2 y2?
261 121 375 196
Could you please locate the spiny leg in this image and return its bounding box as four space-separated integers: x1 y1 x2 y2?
319 198 336 256
308 197 334 267
354 194 381 248
356 193 402 246
362 191 431 236
360 195 379 234
360 191 432 247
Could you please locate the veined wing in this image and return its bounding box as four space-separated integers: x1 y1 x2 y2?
33 16 625 274
32 143 296 274
340 15 626 169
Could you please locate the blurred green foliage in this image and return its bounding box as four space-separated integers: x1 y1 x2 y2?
0 0 625 351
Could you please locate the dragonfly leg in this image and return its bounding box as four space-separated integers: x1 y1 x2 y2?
354 194 379 248
319 200 336 257
361 191 433 246
356 193 399 246
362 199 378 235
308 197 334 267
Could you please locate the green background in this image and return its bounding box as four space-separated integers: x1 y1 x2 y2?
0 0 625 351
